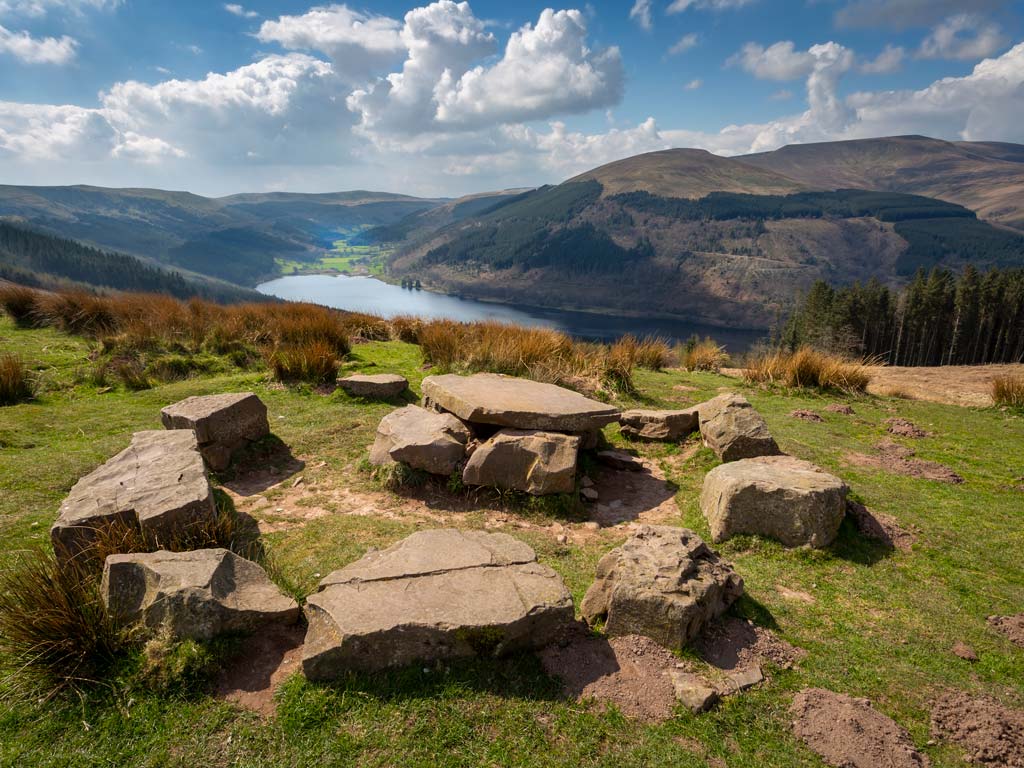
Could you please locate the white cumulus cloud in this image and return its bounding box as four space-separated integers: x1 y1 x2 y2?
667 0 756 13
728 41 816 80
918 14 1006 60
0 23 76 63
668 33 698 56
629 0 652 30
860 44 905 73
224 4 258 19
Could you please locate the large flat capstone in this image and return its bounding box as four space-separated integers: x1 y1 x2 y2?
51 430 215 564
369 405 471 475
580 525 743 651
462 430 580 495
337 374 408 399
421 373 620 432
700 455 849 548
302 529 574 679
161 392 269 471
698 393 780 462
102 548 299 641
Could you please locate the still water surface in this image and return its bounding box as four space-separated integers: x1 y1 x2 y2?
257 274 765 353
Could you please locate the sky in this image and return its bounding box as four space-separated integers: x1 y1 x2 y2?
0 0 1022 198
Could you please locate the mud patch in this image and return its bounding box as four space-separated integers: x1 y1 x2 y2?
931 691 1024 767
988 614 1024 649
845 440 963 484
589 458 679 527
790 409 824 422
694 617 805 672
885 417 929 438
847 500 917 552
539 627 679 722
952 641 978 662
792 688 929 768
215 625 306 717
825 403 855 415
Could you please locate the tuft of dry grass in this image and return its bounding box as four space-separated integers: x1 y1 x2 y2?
268 340 339 384
681 337 728 372
992 374 1024 408
418 319 634 393
388 315 423 344
0 283 41 325
635 336 673 371
744 346 871 393
0 353 34 405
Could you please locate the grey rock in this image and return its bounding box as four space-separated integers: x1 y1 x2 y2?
596 450 644 472
338 373 408 399
369 405 471 475
581 487 600 502
700 455 849 548
51 430 215 565
619 408 699 441
102 548 299 641
669 669 720 713
161 392 269 471
580 526 744 651
303 529 574 679
462 429 579 495
697 393 780 462
421 373 620 432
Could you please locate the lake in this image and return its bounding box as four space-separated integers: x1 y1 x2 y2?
257 274 766 353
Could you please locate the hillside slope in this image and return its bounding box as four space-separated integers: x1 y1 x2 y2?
742 135 1024 232
0 185 443 286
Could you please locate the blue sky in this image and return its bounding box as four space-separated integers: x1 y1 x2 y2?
1 0 1022 196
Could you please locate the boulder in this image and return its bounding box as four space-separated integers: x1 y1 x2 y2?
596 450 644 472
51 430 215 565
338 373 408 399
161 392 269 471
421 373 620 432
303 529 574 679
700 455 849 548
697 393 780 462
369 405 471 475
619 408 699 441
580 526 743 651
102 548 299 641
462 430 579 495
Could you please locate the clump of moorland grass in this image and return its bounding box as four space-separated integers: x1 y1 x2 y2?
0 283 40 325
0 353 34 405
681 336 728 372
993 374 1024 408
417 319 635 394
744 346 871 393
0 284 353 385
635 336 673 371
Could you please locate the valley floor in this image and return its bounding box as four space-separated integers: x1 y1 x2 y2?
1 318 1022 767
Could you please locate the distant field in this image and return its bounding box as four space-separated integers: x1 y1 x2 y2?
277 230 392 278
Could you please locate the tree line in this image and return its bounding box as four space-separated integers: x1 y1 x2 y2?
780 266 1024 366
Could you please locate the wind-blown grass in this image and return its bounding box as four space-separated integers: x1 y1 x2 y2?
0 353 34 405
992 374 1024 408
744 346 871 392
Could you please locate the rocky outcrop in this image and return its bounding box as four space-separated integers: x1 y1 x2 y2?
619 408 699 441
338 374 408 399
697 393 780 462
302 530 574 679
101 548 299 641
51 430 215 564
700 455 848 548
580 526 743 651
161 392 269 471
421 373 620 433
369 405 472 475
462 430 579 495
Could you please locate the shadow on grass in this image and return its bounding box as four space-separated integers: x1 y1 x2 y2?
730 593 780 632
827 515 894 566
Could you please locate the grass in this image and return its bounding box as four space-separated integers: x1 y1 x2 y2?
993 374 1024 408
275 230 393 277
1 313 1023 767
0 353 34 405
681 336 728 372
744 346 872 393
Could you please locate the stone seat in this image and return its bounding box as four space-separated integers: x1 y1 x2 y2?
161 392 269 471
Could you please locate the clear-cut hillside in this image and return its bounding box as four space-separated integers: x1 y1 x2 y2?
742 135 1024 232
570 148 808 199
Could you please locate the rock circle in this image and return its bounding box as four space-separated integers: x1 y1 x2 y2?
338 373 408 399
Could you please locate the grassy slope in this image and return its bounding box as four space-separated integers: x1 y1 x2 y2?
1 316 1022 767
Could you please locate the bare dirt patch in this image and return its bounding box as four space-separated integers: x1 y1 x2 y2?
588 457 679 527
215 625 306 717
825 403 856 415
791 409 824 422
539 628 679 722
845 440 964 485
952 641 979 662
865 364 1024 408
694 617 805 672
791 687 930 768
931 691 1024 767
988 614 1024 649
776 585 816 604
885 418 930 438
847 500 917 552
